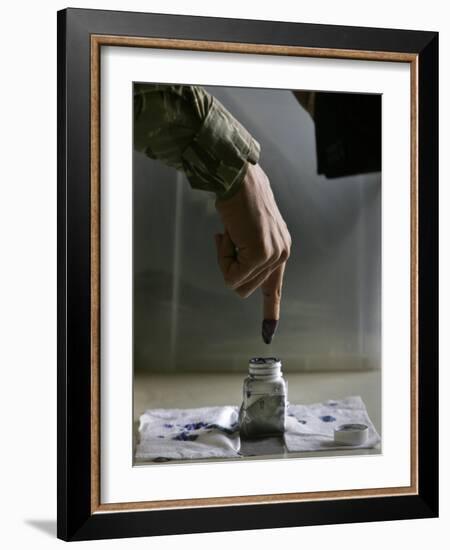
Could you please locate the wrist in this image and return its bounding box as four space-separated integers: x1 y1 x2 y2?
215 161 250 203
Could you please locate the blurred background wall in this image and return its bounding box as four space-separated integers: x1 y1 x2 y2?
133 85 381 373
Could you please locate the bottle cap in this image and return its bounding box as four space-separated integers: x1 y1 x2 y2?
248 357 282 378
333 423 369 446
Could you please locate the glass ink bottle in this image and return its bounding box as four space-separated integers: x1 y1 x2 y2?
238 357 287 439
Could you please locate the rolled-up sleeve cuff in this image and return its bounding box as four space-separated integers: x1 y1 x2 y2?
180 96 261 200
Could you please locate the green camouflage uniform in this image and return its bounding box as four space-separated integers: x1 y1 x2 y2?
134 83 261 201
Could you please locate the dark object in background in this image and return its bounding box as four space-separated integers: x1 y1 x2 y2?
314 92 382 178
295 91 382 178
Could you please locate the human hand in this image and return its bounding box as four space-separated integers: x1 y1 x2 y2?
213 163 292 344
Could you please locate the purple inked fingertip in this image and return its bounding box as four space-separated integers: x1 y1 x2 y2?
262 319 279 344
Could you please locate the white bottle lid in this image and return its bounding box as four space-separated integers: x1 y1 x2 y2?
248 357 282 378
333 423 369 446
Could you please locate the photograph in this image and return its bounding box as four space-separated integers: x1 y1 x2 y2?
132 83 383 465
55 6 439 541
1 0 445 546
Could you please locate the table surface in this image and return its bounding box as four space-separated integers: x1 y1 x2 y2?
133 369 381 465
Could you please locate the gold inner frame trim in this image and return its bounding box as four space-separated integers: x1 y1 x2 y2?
90 34 419 514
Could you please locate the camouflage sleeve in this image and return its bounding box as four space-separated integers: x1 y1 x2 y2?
134 83 261 200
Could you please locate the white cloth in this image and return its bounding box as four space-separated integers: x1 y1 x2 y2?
136 396 380 461
136 405 241 460
284 396 381 452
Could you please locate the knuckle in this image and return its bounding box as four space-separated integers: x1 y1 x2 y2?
254 247 270 264
282 224 292 244
263 287 282 301
271 244 281 258
236 287 250 299
279 248 289 262
273 242 289 263
283 237 292 259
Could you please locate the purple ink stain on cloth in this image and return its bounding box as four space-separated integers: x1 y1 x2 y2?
173 432 199 441
184 422 208 431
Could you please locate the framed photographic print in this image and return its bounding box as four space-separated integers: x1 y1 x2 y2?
57 7 438 541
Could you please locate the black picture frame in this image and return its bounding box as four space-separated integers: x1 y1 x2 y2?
57 7 438 541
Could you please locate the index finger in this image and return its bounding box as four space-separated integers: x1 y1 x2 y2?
261 261 286 320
